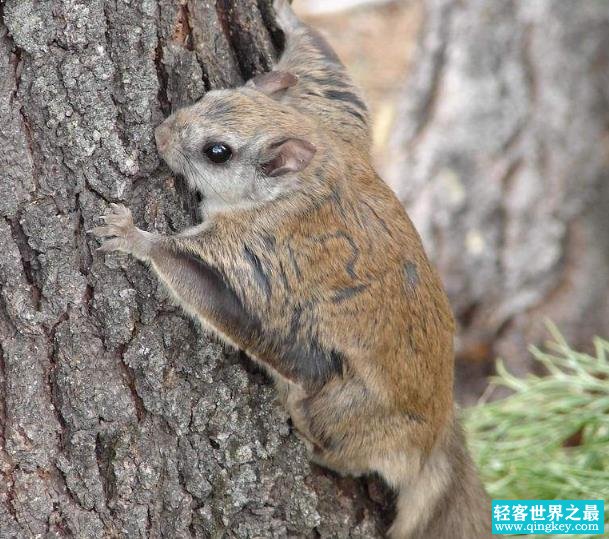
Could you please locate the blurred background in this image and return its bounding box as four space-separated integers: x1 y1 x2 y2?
296 0 609 405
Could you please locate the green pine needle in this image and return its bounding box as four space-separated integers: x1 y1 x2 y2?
464 324 609 538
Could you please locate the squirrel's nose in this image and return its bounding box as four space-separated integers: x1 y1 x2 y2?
155 122 171 155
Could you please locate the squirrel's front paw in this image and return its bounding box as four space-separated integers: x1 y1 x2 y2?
91 204 152 259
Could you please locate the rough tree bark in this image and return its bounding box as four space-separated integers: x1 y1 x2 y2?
386 0 609 398
0 1 387 536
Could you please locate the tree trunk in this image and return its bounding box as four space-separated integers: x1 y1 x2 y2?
386 0 609 400
0 1 387 536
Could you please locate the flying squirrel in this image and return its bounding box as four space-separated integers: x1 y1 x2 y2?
93 1 493 536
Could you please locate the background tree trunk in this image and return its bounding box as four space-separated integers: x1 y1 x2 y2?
386 0 609 401
0 1 387 536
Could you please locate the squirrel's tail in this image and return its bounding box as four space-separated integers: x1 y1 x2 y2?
273 0 301 32
387 419 493 539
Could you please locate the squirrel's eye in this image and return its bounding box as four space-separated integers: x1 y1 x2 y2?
204 143 232 164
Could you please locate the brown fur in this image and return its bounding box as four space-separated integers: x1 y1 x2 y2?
93 1 493 536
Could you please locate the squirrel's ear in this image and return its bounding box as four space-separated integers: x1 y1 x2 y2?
247 71 298 96
261 138 316 177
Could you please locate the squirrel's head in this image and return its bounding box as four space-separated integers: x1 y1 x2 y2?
155 72 318 216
